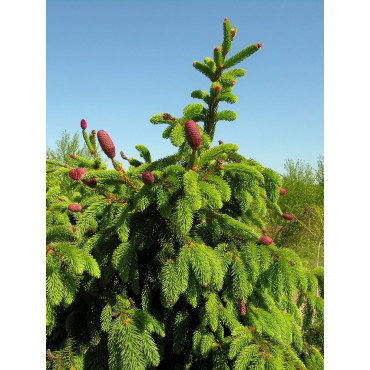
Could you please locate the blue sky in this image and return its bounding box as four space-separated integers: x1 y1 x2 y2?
47 0 323 173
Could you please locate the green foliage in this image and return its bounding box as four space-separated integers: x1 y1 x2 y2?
224 44 261 69
46 18 323 370
135 144 152 163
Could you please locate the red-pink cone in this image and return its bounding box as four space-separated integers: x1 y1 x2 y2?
97 130 116 159
81 119 87 130
70 154 75 159
240 300 246 315
256 43 263 48
78 167 97 188
185 120 201 151
142 171 155 185
259 236 273 245
282 214 294 221
68 167 87 181
214 86 221 93
214 46 220 51
203 283 208 288
262 228 267 234
248 326 255 332
279 188 286 195
224 17 229 22
68 204 82 212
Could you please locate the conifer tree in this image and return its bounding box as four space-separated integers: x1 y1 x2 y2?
46 18 324 369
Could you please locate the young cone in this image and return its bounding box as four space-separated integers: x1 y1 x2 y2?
240 300 246 315
68 204 82 212
282 214 294 220
80 119 87 130
259 236 273 245
97 130 116 159
184 120 201 151
279 187 287 195
142 171 155 185
68 167 87 181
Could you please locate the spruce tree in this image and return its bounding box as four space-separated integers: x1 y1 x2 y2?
46 18 324 370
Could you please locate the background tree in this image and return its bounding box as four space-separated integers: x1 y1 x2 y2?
46 19 324 370
266 157 324 268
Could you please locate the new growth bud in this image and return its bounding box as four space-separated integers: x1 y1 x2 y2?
256 43 263 48
80 119 87 130
259 236 273 245
185 120 201 151
97 130 116 159
282 214 294 221
68 204 82 212
142 171 155 185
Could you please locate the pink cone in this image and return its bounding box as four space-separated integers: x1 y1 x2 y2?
68 204 82 212
184 120 202 151
259 236 273 245
142 171 155 185
282 214 294 221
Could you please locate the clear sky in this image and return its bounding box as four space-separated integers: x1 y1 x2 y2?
47 0 323 174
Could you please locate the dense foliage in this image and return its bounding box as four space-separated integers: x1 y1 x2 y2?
46 19 324 369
